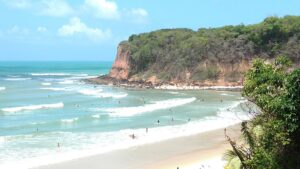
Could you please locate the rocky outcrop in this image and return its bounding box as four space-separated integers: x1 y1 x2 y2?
108 42 130 80
104 42 249 87
93 16 300 89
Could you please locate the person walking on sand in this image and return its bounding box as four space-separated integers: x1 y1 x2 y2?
146 128 148 133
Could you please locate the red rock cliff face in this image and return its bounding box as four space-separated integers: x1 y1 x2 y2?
109 43 131 80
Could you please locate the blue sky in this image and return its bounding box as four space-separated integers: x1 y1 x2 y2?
1 0 300 61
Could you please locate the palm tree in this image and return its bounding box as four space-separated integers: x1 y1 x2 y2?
224 121 255 169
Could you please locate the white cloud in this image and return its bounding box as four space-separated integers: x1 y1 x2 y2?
39 0 73 17
37 26 47 33
2 0 32 9
8 26 30 35
58 17 111 41
120 8 149 24
84 0 119 20
130 8 148 17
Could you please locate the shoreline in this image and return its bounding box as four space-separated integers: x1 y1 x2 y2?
35 124 241 169
84 76 243 91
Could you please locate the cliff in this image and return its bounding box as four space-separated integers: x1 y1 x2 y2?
108 42 131 80
94 16 300 88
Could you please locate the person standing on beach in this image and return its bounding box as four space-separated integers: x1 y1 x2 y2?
146 128 148 133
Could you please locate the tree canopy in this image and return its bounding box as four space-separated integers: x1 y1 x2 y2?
125 16 300 82
225 56 300 169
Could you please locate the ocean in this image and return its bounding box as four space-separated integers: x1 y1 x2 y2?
0 61 249 169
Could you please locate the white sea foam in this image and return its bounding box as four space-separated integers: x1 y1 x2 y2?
220 93 234 96
217 100 250 121
169 91 180 94
78 89 127 99
40 87 69 91
78 89 103 95
0 87 5 91
61 117 79 123
73 74 89 77
30 121 47 125
31 73 70 76
4 78 31 81
58 80 74 84
103 97 197 117
1 103 64 113
7 75 20 78
92 114 101 119
41 82 51 86
0 100 247 169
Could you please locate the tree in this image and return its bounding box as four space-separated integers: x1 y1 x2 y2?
225 56 300 169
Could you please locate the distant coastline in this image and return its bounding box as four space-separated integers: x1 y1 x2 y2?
84 75 243 90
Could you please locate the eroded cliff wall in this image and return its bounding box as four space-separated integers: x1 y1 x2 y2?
108 42 131 80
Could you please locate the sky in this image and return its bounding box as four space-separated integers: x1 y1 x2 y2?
1 0 300 61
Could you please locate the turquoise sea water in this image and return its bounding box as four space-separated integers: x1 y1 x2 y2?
0 62 249 168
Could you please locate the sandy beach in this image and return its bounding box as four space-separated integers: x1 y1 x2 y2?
35 124 241 169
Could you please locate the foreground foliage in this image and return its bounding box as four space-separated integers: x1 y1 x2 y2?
225 56 300 169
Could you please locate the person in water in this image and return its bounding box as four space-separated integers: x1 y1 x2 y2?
130 134 136 139
157 120 160 124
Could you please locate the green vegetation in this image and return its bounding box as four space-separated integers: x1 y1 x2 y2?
224 56 300 169
126 16 300 82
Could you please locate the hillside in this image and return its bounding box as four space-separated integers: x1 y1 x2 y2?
101 16 300 87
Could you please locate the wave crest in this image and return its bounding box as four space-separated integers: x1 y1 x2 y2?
4 78 31 81
78 89 127 99
40 87 69 91
31 73 70 76
61 117 79 123
41 83 51 86
1 103 64 113
103 97 196 117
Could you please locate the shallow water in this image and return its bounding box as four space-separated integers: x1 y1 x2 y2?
0 61 250 168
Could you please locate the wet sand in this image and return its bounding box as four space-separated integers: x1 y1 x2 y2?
35 124 241 169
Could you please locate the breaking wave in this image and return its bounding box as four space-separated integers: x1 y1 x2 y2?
103 97 197 117
1 103 64 113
